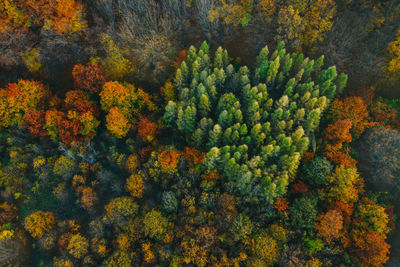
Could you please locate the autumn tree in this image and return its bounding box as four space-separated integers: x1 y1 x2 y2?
248 231 279 266
24 109 47 137
324 119 352 144
0 0 87 35
29 0 87 34
98 34 133 80
260 0 336 51
0 80 50 128
327 96 372 137
370 100 399 128
274 197 289 212
0 0 87 74
67 233 89 259
22 48 42 73
137 117 159 142
387 28 400 80
322 118 355 167
79 187 98 210
104 197 138 226
143 209 169 240
53 155 76 178
142 242 155 263
276 5 304 50
41 89 100 145
125 173 144 198
157 149 181 174
355 198 390 235
105 107 131 138
72 62 108 94
53 258 74 267
24 211 55 239
125 154 139 173
314 209 343 244
103 251 135 266
300 0 336 48
324 165 363 204
100 81 155 138
161 81 176 103
208 0 254 27
350 229 390 267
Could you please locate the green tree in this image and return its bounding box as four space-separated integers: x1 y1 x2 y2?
290 197 318 229
230 213 253 242
300 156 333 187
53 155 76 179
163 41 345 204
143 209 168 240
162 191 178 214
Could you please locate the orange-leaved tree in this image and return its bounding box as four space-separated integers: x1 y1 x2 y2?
350 229 390 267
0 0 87 35
43 90 100 145
137 117 159 142
72 62 108 94
324 119 352 144
314 209 343 244
0 80 50 128
327 96 372 137
100 81 155 138
105 107 131 138
158 149 181 174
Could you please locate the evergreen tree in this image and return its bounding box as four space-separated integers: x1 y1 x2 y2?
164 41 346 204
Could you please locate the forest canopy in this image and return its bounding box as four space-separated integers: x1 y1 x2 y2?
0 0 400 266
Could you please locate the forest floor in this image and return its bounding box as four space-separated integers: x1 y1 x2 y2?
388 228 400 266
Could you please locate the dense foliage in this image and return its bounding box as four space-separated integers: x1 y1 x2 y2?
1 0 400 266
164 41 346 204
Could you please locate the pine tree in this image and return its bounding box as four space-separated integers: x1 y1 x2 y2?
163 41 346 204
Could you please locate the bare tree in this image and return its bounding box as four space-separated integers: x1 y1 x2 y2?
195 0 227 46
0 235 28 266
160 0 190 45
356 126 400 193
109 0 179 84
